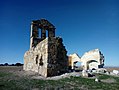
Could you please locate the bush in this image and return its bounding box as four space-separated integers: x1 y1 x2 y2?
4 63 9 66
15 63 23 66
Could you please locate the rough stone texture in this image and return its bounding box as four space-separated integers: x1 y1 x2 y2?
30 19 55 48
24 19 68 77
24 37 68 77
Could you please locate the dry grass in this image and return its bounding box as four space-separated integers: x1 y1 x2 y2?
0 66 119 90
105 67 119 72
0 66 22 72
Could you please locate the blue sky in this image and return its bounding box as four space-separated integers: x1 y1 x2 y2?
0 0 119 66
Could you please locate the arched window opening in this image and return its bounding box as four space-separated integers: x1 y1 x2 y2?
36 55 39 64
46 30 48 37
39 55 43 66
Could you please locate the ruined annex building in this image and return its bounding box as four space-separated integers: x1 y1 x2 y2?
24 19 68 77
81 49 104 70
69 49 104 70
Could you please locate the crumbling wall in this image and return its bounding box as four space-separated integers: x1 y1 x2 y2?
47 37 68 76
24 37 68 77
81 49 104 70
30 19 55 48
24 38 48 77
68 53 81 70
68 49 104 70
24 19 68 77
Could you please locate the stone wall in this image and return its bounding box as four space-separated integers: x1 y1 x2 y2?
68 49 104 70
24 37 68 77
81 49 104 70
68 53 81 69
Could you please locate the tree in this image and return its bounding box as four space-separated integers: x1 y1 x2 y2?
15 63 23 66
4 63 9 66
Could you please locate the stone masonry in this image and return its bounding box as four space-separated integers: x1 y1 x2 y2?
81 49 104 70
24 19 68 77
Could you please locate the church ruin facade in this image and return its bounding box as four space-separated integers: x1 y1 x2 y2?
24 19 68 77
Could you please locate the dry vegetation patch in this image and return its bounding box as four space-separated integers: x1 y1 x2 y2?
0 66 119 90
105 67 119 72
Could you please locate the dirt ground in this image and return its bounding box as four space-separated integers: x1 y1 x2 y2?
0 66 119 80
0 66 81 80
105 67 119 72
0 66 37 78
0 66 119 90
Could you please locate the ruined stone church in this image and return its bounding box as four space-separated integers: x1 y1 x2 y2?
23 19 68 77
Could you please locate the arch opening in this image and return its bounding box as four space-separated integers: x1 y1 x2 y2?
87 60 98 70
30 19 56 48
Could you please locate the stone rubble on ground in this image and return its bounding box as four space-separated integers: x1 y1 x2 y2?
95 78 100 82
112 70 119 75
82 70 88 77
32 72 81 80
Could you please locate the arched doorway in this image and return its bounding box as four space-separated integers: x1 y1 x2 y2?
87 60 98 70
74 61 82 71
